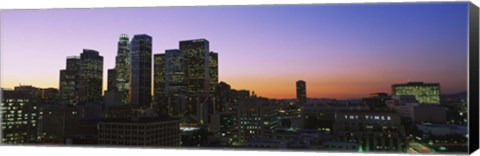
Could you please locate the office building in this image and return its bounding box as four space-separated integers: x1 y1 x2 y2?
115 34 131 105
1 89 39 144
37 105 81 143
237 97 278 142
392 82 440 104
98 117 181 147
78 49 104 104
130 34 152 108
59 56 80 105
333 110 406 152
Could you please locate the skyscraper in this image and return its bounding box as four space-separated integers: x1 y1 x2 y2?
296 80 307 105
179 39 216 124
209 52 219 94
392 82 441 104
130 34 152 108
152 39 218 124
78 49 104 104
59 56 80 105
179 39 211 96
115 34 131 105
154 49 185 118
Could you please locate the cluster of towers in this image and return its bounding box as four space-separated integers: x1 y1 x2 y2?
59 34 218 124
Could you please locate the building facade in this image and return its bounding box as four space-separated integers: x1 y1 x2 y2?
1 90 39 144
78 49 104 104
59 57 80 105
392 82 440 104
98 117 181 147
130 34 152 108
115 34 131 105
333 110 406 152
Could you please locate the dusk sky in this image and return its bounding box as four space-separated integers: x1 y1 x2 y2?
0 2 469 99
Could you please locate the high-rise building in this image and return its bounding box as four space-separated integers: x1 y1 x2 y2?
154 49 186 117
392 82 440 104
115 34 131 105
163 49 186 96
59 56 80 105
130 34 152 108
296 80 307 105
209 52 218 94
78 49 104 104
1 89 39 144
179 39 211 96
179 39 217 124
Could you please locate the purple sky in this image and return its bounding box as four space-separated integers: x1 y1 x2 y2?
0 3 469 99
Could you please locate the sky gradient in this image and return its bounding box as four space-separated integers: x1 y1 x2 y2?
0 2 469 99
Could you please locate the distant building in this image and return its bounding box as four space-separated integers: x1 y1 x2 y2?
1 89 39 144
392 82 440 104
130 34 152 108
296 80 307 105
98 117 181 147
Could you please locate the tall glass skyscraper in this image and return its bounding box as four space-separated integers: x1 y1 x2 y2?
130 34 152 108
392 82 441 104
152 39 218 124
180 39 211 96
115 34 131 105
59 56 80 105
78 49 104 104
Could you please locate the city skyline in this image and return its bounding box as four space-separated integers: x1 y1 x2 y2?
0 2 469 99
